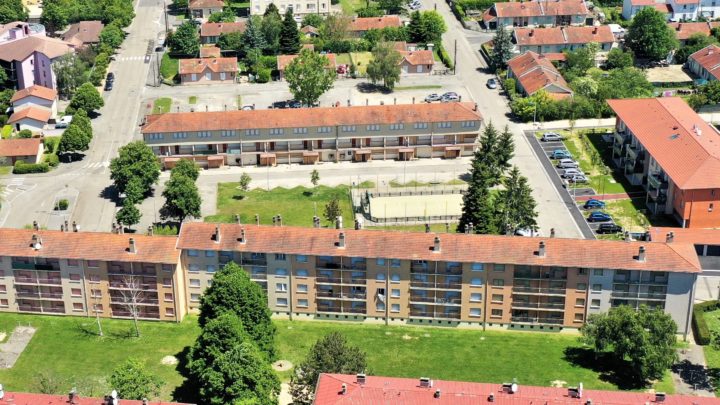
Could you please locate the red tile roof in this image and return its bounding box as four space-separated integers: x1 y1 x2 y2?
199 45 221 58
300 25 319 35
0 392 190 405
514 25 614 47
0 228 180 264
277 53 336 71
0 35 74 62
349 16 402 32
486 0 588 20
200 21 246 37
142 102 482 133
314 374 720 405
10 85 57 103
668 21 720 41
607 97 720 190
689 44 720 81
177 223 701 273
188 0 224 8
0 138 41 157
7 106 51 124
400 50 434 66
178 57 238 75
649 226 720 245
507 51 572 97
60 20 104 45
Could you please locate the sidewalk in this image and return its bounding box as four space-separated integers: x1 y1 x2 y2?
671 343 716 397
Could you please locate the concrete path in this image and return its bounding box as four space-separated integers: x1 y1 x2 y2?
671 344 716 397
0 326 36 369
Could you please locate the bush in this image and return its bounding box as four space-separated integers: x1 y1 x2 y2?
18 129 32 138
256 68 271 83
44 136 60 153
13 161 49 174
153 224 179 235
57 199 69 210
260 55 278 70
692 300 720 345
43 153 59 167
503 78 516 97
437 43 454 70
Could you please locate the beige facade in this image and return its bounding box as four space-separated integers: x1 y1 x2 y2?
250 0 330 16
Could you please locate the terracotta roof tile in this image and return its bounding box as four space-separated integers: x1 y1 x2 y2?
668 21 720 40
7 106 51 124
10 85 57 103
0 228 180 264
142 102 482 133
349 16 402 32
0 391 190 405
300 25 319 35
177 223 700 273
514 25 614 46
690 44 720 81
507 51 572 97
0 138 41 157
60 20 104 45
0 35 74 62
188 0 224 8
200 21 246 37
277 53 336 71
489 0 588 19
199 45 221 58
608 97 720 190
400 50 433 65
178 57 238 74
649 226 720 245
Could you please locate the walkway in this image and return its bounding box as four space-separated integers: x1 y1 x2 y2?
0 326 36 369
672 343 716 397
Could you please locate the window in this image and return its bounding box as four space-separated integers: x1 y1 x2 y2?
491 294 503 303
591 299 601 308
220 72 226 80
205 250 215 257
275 253 287 261
470 292 482 302
391 273 401 282
391 303 400 312
0 285 6 293
296 255 308 263
191 293 201 302
73 302 83 311
317 126 332 133
70 273 81 282
472 263 484 272
341 125 356 132
437 122 452 129
578 268 587 275
148 133 164 140
574 313 584 322
188 249 199 257
276 297 288 307
87 260 99 268
376 272 386 281
575 298 585 307
189 264 200 272
276 283 288 292
296 269 309 277
297 284 308 293
460 121 476 128
172 132 188 139
206 265 216 273
163 278 172 287
593 269 604 276
470 277 483 286
68 288 81 297
591 284 601 292
576 283 587 291
246 129 259 136
165 308 175 317
492 279 504 287
376 258 386 266
197 131 211 138
205 72 211 80
493 264 505 272
491 309 502 318
93 303 103 312
390 259 401 268
366 124 380 131
276 268 288 276
90 275 100 283
189 279 201 287
67 259 79 267
297 299 308 307
164 293 173 302
162 264 173 272
293 127 308 134
391 289 400 297
390 123 404 130
413 122 428 129
470 308 482 317
376 302 386 311
221 130 236 137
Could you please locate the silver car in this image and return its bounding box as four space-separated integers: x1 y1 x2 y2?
569 174 589 183
556 159 579 169
541 132 563 142
561 168 584 178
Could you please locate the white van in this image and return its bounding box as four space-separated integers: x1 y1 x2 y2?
55 115 73 129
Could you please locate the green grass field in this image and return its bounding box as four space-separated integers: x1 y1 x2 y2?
205 184 354 226
336 53 351 66
339 0 369 13
700 308 720 395
1 125 11 139
153 98 172 114
0 166 11 175
350 52 373 75
160 54 179 80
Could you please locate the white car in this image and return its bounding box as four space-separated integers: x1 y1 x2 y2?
561 168 584 178
556 159 579 169
541 132 563 142
55 115 73 129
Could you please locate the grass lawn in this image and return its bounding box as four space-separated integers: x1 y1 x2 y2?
350 52 373 75
0 166 10 175
335 53 351 66
603 198 650 232
367 223 451 232
389 179 465 188
153 97 172 114
205 184 354 226
0 313 199 400
275 319 674 391
339 0 369 13
188 96 198 104
1 125 11 139
702 308 720 394
160 53 179 80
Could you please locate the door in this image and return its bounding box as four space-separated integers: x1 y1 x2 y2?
402 63 408 73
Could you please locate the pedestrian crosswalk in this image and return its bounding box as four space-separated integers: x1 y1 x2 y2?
0 178 24 198
115 55 149 62
82 161 110 169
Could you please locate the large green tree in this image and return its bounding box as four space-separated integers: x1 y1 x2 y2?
419 10 446 45
289 332 367 404
57 124 90 156
490 27 513 70
675 33 717 63
366 41 402 90
605 48 634 69
109 358 162 400
563 42 598 81
626 7 678 61
52 54 87 99
218 31 244 51
160 174 201 221
378 0 403 14
99 22 124 50
279 7 300 55
0 0 28 24
169 21 200 56
494 166 538 234
40 0 69 33
116 200 141 229
198 262 277 360
581 305 678 383
109 141 161 198
285 49 336 106
261 12 282 54
171 159 200 181
243 16 268 54
207 8 235 23
68 82 104 114
593 67 654 101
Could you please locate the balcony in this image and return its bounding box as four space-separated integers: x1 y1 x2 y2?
108 282 158 291
410 263 431 273
241 258 267 266
648 174 668 190
610 291 666 300
512 286 566 296
514 271 567 280
511 316 564 325
12 262 59 271
14 276 61 286
317 305 366 314
316 291 367 300
613 131 628 146
111 309 161 319
16 291 64 300
409 296 462 305
409 310 461 320
250 273 267 281
626 145 639 161
18 305 65 314
109 296 161 306
511 301 566 312
410 281 462 290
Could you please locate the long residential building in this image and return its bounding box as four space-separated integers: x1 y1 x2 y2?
482 0 591 29
140 103 483 169
177 223 700 336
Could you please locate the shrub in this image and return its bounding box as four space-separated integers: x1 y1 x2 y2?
43 153 59 167
57 199 69 211
692 300 720 345
503 78 516 97
18 129 32 138
153 224 179 235
437 43 454 70
13 161 49 174
44 136 60 153
256 68 271 83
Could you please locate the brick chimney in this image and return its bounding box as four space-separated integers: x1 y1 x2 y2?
338 232 346 248
637 245 646 262
128 238 137 254
214 225 221 243
538 241 546 258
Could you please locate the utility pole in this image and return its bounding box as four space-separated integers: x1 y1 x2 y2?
164 1 170 34
453 40 457 75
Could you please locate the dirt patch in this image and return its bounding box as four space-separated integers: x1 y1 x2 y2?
161 355 178 365
273 360 293 371
402 334 415 340
550 380 567 387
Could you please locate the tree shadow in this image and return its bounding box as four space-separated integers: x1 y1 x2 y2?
99 184 120 204
672 359 714 392
172 345 200 403
60 152 87 163
563 347 649 390
356 82 392 94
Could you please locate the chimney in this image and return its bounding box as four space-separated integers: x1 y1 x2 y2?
488 393 495 402
677 23 682 31
341 383 347 394
128 238 137 254
433 236 441 253
637 245 646 262
624 231 631 242
71 221 77 232
255 214 260 225
538 241 546 258
355 219 361 230
338 232 346 248
335 216 343 229
148 225 154 236
666 232 674 243
550 228 556 238
32 220 39 231
434 389 441 398
143 399 149 405
592 27 597 34
356 373 366 384
68 388 77 404
655 392 666 402
65 220 69 231
214 225 221 243
278 214 283 226
31 234 42 250
235 214 241 224
0 384 4 399
425 223 431 233
529 29 534 37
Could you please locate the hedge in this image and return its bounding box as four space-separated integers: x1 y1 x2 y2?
437 43 454 70
692 301 720 345
13 161 49 174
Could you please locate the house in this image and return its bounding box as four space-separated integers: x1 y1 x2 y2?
0 22 75 90
60 20 104 48
7 106 52 133
141 102 482 167
200 21 246 44
688 44 720 81
300 25 319 38
348 16 403 37
277 53 336 80
399 50 434 74
178 57 238 85
199 45 221 58
189 0 225 19
0 138 43 165
622 0 673 20
10 85 58 118
0 390 192 405
250 0 329 16
513 25 616 54
313 374 720 405
482 0 591 30
669 21 720 45
506 52 573 99
622 0 720 20
608 97 720 228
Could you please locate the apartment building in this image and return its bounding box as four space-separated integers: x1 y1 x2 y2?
177 223 699 336
0 228 185 322
688 44 720 82
141 103 483 168
608 97 720 228
513 25 615 55
482 0 591 30
250 0 330 16
669 21 720 45
623 0 720 21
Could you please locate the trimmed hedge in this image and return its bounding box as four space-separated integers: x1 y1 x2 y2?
437 43 454 70
692 300 720 345
13 161 49 174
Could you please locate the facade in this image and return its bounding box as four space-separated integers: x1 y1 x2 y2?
178 57 238 85
314 373 720 405
482 0 591 30
688 44 720 82
348 16 403 37
250 0 330 16
0 391 191 405
60 20 104 47
140 102 483 168
399 50 434 74
10 85 58 118
200 21 246 44
669 21 720 45
0 138 43 165
177 223 699 336
188 0 224 18
7 106 51 133
0 228 186 322
506 51 573 99
277 53 336 80
608 97 720 228
623 0 720 20
513 25 615 54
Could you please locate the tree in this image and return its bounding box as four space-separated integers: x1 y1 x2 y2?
115 275 146 337
57 124 91 156
207 8 235 22
0 0 28 24
0 67 8 88
320 13 350 42
310 169 320 188
279 7 301 55
494 166 537 234
285 49 336 106
171 159 200 181
160 174 201 222
261 12 282 54
237 172 252 199
490 27 513 70
53 54 87 99
102 0 135 27
68 82 104 114
697 80 720 104
563 42 598 81
169 21 199 56
99 22 124 50
187 313 280 405
116 200 141 229
172 0 188 10
109 358 162 400
357 6 383 17
594 67 653 101
263 2 280 18
419 10 446 45
367 41 402 90
571 76 599 98
109 141 161 198
323 196 342 226
17 129 32 138
290 332 367 404
243 16 268 54
40 0 69 33
218 31 244 51
198 262 277 360
605 48 634 69
497 125 514 171
581 305 677 383
407 11 423 43
626 7 678 61
378 0 403 14
301 14 324 28
675 33 717 64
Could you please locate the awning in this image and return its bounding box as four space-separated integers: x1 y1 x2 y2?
445 146 461 151
302 151 319 156
398 148 414 153
208 155 224 161
260 153 276 158
355 150 371 155
163 157 180 162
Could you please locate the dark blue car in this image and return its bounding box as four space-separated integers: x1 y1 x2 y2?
583 199 606 210
551 149 571 159
587 211 612 222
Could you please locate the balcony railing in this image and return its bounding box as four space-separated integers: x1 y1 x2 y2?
108 282 158 291
409 296 462 305
511 301 566 311
316 291 367 300
410 281 462 290
316 277 342 284
250 273 267 281
514 272 567 280
613 277 668 285
511 316 564 325
111 310 161 319
317 305 366 314
13 262 60 271
648 174 668 190
241 258 267 266
411 264 431 273
317 261 341 269
109 297 161 305
16 291 64 300
409 310 461 320
610 291 666 300
512 286 566 296
14 276 62 286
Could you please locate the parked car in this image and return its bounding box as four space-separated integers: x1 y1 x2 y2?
424 93 442 102
560 168 584 178
587 211 612 222
441 93 460 102
569 174 588 183
288 100 302 108
104 80 113 91
106 72 115 83
596 223 623 234
270 101 288 109
583 199 606 210
241 105 254 111
486 78 498 89
55 115 73 129
550 149 571 159
541 132 563 142
556 158 579 169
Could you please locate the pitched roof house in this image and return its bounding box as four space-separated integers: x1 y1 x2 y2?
513 25 615 54
188 0 224 18
0 138 43 165
482 0 591 29
60 20 104 47
506 51 572 99
200 21 246 44
178 57 238 84
7 106 52 133
688 44 720 81
668 21 720 44
277 53 336 80
348 16 402 36
399 49 434 74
